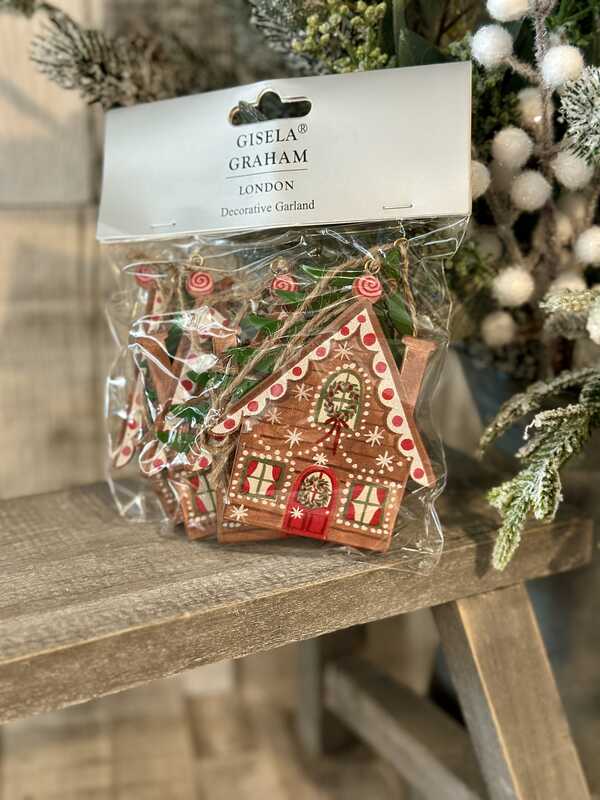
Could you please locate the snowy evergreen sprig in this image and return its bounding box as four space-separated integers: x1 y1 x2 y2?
483 370 600 569
561 66 600 166
0 0 39 16
30 7 203 109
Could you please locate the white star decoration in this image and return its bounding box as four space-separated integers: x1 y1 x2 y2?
293 383 313 402
376 451 395 472
334 342 353 361
264 407 282 425
290 506 304 519
285 427 302 447
365 426 384 447
230 504 249 522
313 452 328 466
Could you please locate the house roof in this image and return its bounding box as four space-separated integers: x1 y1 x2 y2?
210 300 435 487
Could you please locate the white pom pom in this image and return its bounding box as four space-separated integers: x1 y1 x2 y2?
472 25 513 69
510 170 552 212
471 160 491 200
492 265 535 307
491 127 533 169
586 298 600 345
554 211 573 245
551 151 594 190
541 45 584 88
517 87 543 128
475 228 503 262
575 226 600 265
481 311 516 347
487 0 529 22
549 271 587 293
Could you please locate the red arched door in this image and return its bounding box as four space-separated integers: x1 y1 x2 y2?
283 467 338 539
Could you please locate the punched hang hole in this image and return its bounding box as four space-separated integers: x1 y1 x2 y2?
229 90 311 126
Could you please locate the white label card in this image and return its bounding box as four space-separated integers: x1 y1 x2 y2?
97 62 472 242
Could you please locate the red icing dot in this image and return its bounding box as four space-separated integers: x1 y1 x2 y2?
340 325 350 336
392 415 404 426
247 400 259 412
292 366 302 377
382 388 394 400
199 456 209 469
127 420 137 430
375 361 386 374
401 438 414 451
189 475 200 489
316 346 327 357
153 458 164 468
181 379 193 392
363 333 376 347
121 446 132 456
223 418 236 430
271 383 284 397
413 467 424 479
358 314 366 323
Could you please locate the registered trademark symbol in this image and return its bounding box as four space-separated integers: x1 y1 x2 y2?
298 123 308 134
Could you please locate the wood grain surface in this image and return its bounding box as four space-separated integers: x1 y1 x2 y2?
324 656 486 799
434 585 591 800
0 452 592 724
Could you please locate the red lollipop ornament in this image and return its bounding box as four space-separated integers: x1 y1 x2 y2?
352 274 382 302
271 273 298 293
186 271 214 297
135 265 157 288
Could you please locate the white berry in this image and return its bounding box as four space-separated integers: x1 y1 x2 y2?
475 228 503 262
471 160 491 200
510 170 552 212
492 127 533 169
472 25 513 69
551 151 593 190
541 45 584 89
481 311 516 347
575 227 600 265
492 265 535 307
549 271 587 293
487 0 529 22
517 87 544 128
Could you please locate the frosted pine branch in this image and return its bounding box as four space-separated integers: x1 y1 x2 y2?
561 67 600 166
29 7 205 108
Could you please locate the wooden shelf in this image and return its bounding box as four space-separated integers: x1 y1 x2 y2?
0 453 592 723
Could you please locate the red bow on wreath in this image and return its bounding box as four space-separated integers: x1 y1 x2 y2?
316 414 349 455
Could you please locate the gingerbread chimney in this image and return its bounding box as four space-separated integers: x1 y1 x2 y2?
399 336 436 409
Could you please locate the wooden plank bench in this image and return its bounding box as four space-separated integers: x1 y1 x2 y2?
0 451 593 799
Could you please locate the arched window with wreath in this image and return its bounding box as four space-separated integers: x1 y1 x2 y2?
315 370 363 431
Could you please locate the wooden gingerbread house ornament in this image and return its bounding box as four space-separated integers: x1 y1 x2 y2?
213 296 437 553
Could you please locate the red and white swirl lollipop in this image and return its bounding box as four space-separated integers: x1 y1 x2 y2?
135 265 157 288
186 270 214 298
271 273 298 293
352 274 382 302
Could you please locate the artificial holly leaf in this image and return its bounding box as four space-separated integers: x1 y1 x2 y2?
165 323 184 359
185 370 212 390
169 403 210 423
243 313 281 334
386 292 413 336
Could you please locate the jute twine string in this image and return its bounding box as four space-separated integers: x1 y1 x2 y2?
206 238 413 482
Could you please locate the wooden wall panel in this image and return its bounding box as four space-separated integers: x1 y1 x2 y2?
0 208 110 498
0 1 96 207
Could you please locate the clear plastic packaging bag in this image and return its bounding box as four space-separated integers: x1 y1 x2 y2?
104 218 467 565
